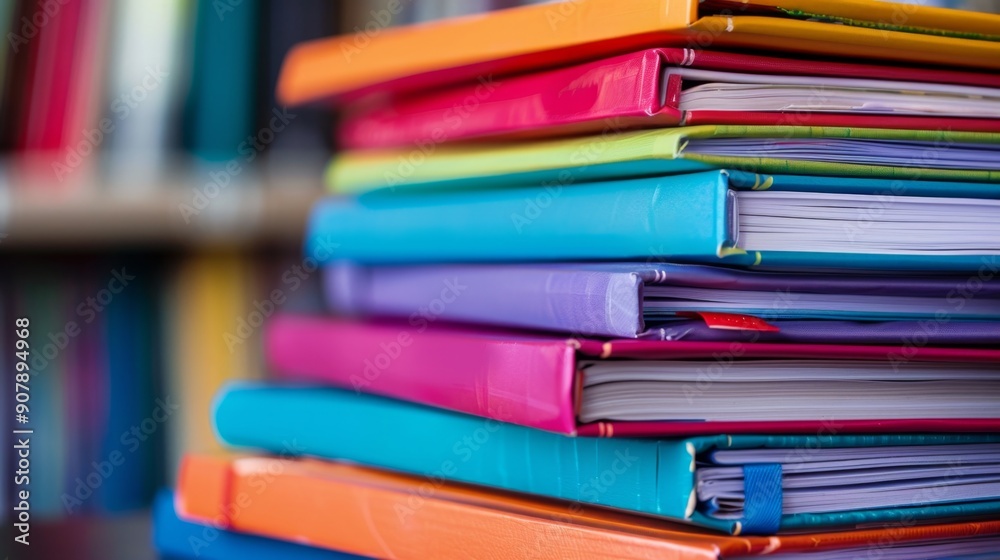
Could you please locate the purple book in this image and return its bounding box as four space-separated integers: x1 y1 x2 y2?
324 262 1000 344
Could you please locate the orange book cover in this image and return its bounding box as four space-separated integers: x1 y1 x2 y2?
177 454 1000 560
277 0 1000 105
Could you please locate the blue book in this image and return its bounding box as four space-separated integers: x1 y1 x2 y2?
153 490 363 559
96 273 160 512
1 297 6 522
308 170 1000 270
214 385 1000 535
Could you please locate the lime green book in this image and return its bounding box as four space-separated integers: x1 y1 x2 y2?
328 125 1000 194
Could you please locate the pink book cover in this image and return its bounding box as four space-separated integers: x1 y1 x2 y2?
338 47 1000 149
20 0 83 153
267 314 1000 437
17 0 92 188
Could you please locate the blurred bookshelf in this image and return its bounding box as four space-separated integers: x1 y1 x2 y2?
1 173 322 248
0 0 341 536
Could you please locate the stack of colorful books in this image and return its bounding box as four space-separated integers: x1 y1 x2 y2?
156 1 1000 558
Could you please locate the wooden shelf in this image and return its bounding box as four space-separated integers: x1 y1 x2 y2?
0 178 324 249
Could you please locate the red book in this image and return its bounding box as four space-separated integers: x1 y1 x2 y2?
339 48 1000 149
20 0 84 150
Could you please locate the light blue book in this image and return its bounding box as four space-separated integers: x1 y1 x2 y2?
214 385 1000 535
307 170 1000 271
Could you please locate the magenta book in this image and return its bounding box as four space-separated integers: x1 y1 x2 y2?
267 314 1000 437
339 48 1000 149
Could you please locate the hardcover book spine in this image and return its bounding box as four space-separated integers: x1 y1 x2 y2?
211 387 676 521
177 456 1000 558
177 456 722 560
266 315 579 433
276 0 699 103
325 264 645 338
338 49 681 149
307 171 732 263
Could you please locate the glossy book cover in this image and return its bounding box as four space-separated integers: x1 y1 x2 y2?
309 170 1000 271
327 126 1000 194
277 0 1000 104
177 454 1000 558
324 261 1000 340
210 387 1000 535
339 48 1000 149
266 314 1000 437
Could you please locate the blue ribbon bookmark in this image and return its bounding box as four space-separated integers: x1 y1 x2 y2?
741 463 783 534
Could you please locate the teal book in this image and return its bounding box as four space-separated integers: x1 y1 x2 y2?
183 0 258 161
16 273 67 516
214 385 1000 535
307 169 1000 271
